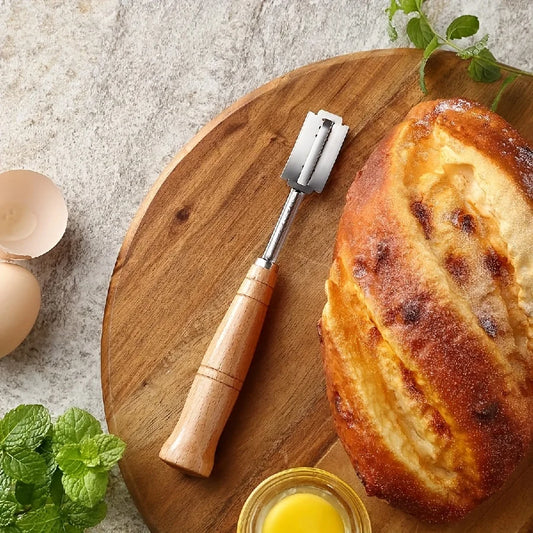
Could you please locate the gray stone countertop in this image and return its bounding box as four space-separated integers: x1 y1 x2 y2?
0 1 531 531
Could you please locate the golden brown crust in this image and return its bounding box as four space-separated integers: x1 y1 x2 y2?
321 99 533 523
404 99 533 202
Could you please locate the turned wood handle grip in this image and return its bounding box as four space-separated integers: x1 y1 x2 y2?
159 260 278 477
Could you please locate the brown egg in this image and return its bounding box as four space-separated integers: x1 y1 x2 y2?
0 262 41 358
0 170 68 260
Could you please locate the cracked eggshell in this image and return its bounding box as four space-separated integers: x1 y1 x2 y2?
0 170 68 260
0 262 41 358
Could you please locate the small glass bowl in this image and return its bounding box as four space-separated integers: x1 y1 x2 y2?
237 467 372 533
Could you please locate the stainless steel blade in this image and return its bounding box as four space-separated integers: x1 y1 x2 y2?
259 110 349 267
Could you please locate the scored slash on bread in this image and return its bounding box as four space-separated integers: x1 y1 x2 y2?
320 98 533 523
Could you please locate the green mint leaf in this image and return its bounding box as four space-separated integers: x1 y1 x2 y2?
79 440 99 468
62 500 107 528
491 74 519 111
14 482 34 506
92 435 125 470
55 445 87 478
36 438 57 479
0 498 18 527
468 48 501 82
31 481 49 510
386 0 399 41
49 471 64 508
414 0 425 9
63 526 83 533
406 16 434 49
399 0 418 13
446 15 479 40
419 36 440 93
0 469 14 497
2 449 47 484
16 504 62 533
0 406 51 451
457 34 489 59
62 471 108 509
52 409 102 449
15 478 50 510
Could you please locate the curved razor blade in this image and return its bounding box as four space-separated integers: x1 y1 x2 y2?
281 110 349 194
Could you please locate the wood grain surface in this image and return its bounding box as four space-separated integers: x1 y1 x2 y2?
101 49 533 533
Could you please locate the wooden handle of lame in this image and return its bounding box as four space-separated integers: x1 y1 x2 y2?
159 260 278 477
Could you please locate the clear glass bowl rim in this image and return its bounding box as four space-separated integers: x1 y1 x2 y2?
237 466 372 533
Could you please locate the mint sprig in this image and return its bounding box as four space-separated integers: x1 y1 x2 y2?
0 405 125 532
386 0 533 109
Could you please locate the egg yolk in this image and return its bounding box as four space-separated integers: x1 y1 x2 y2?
262 493 345 533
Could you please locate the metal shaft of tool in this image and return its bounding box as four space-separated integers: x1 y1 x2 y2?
260 187 304 267
260 117 334 268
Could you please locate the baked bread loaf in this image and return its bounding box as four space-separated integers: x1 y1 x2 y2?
320 99 533 523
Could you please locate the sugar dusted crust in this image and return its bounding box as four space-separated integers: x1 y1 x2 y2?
320 99 533 523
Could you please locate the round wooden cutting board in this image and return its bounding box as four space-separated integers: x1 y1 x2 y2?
101 49 533 533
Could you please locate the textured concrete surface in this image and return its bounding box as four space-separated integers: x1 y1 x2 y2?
0 1 531 531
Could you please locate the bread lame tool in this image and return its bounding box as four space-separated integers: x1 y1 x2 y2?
160 110 349 477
